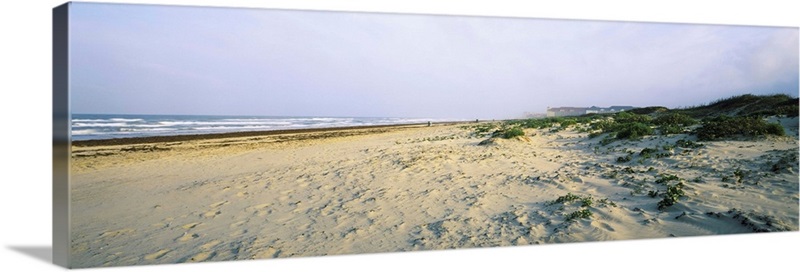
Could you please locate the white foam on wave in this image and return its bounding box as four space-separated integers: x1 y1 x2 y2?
109 118 144 122
118 128 177 132
72 122 129 127
71 129 98 135
192 126 266 130
72 119 108 122
159 121 294 126
73 118 145 122
309 117 353 122
220 118 295 122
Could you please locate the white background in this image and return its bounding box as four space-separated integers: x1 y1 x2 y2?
1 0 798 271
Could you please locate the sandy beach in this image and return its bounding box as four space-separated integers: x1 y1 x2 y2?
68 120 799 268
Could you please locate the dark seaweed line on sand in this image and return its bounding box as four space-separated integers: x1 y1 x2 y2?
71 122 471 147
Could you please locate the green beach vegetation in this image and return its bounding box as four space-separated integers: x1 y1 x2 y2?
695 116 785 140
471 94 794 145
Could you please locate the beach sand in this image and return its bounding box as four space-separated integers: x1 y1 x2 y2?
68 120 799 268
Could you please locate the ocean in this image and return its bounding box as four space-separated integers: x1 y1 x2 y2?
71 114 458 141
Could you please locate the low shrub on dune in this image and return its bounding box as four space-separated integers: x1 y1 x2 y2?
615 122 654 140
499 127 525 139
695 116 785 141
653 113 698 127
653 113 697 135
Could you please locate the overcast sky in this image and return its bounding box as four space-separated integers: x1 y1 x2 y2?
69 2 799 119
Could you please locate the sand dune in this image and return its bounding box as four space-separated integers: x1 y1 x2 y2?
69 121 799 268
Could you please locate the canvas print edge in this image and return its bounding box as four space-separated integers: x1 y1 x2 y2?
53 1 799 269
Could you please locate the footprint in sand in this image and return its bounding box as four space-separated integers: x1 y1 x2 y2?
144 249 171 261
187 251 216 262
253 247 281 259
278 193 292 202
229 229 248 237
598 222 616 232
151 222 170 229
228 220 249 236
199 201 229 218
99 228 134 239
209 200 229 208
230 220 247 228
182 222 201 230
200 240 222 250
202 210 222 218
177 232 200 242
246 204 272 217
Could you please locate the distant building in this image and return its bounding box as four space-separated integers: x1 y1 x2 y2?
547 106 635 117
523 112 547 118
546 107 588 117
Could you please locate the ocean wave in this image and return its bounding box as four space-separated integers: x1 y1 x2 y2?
159 121 294 126
191 125 276 130
72 118 144 122
71 129 99 135
72 122 129 127
72 119 109 122
109 118 144 122
309 117 353 122
220 118 297 122
118 128 177 132
70 115 464 140
73 123 171 128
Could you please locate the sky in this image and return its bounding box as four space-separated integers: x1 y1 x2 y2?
69 2 799 119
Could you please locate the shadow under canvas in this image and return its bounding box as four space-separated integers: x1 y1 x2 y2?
7 246 53 265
